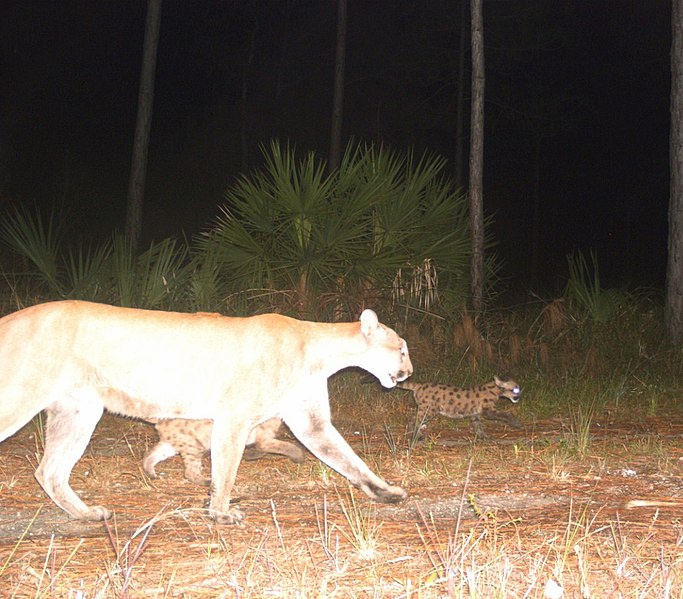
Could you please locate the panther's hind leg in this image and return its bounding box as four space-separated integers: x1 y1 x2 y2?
35 389 110 520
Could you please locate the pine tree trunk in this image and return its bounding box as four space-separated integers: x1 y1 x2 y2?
469 0 485 313
329 0 347 173
666 0 683 344
125 0 162 254
455 0 467 190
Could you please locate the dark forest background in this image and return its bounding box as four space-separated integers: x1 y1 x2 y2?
0 1 672 293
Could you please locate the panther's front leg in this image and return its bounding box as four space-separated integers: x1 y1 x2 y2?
284 409 407 504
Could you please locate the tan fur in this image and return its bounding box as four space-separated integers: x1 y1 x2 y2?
0 301 412 524
143 417 305 485
398 376 521 438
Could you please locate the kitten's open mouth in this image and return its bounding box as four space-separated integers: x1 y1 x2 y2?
500 390 521 404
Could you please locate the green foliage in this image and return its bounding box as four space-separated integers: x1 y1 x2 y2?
565 250 626 323
0 207 191 309
63 238 114 301
0 208 64 296
0 142 487 321
195 140 475 320
110 236 190 308
184 250 230 313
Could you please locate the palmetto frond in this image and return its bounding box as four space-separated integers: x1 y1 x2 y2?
195 140 477 319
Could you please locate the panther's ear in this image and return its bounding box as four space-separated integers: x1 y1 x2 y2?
359 309 385 339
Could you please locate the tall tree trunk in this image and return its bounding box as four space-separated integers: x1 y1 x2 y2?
469 0 485 313
329 0 347 173
666 0 683 344
455 0 467 190
126 0 162 254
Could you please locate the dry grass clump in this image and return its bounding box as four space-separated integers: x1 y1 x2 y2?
541 298 569 336
452 313 494 369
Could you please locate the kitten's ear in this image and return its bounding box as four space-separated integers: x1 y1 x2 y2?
494 375 503 386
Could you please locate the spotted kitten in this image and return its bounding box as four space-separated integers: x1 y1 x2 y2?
143 417 304 485
397 376 522 438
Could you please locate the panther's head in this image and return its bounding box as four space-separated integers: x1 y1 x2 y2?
494 376 521 404
359 309 413 389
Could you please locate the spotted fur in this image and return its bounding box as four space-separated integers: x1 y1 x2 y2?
143 417 304 485
398 376 521 437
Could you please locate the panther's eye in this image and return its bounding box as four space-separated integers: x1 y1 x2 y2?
513 387 521 394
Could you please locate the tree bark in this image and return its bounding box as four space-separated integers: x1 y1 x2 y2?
329 0 347 173
455 0 467 190
666 0 683 344
469 0 485 313
125 0 162 254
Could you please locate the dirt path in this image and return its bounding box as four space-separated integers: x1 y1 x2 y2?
1 413 682 596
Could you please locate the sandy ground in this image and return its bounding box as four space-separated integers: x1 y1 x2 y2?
1 410 682 596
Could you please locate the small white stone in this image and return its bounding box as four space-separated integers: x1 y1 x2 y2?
543 578 563 599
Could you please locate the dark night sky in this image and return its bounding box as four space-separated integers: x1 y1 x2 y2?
0 1 673 292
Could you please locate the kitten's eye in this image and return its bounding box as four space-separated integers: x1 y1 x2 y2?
513 387 521 394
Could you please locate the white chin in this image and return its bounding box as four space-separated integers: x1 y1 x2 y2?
378 374 397 389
